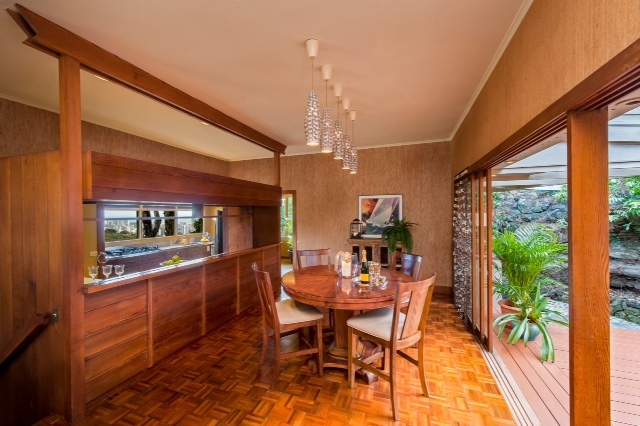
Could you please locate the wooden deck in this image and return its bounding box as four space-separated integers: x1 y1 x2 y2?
492 306 640 426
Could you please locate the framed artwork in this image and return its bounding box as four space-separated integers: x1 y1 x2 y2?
358 194 403 238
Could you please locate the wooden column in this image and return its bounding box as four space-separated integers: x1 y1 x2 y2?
59 55 85 421
567 109 610 426
274 152 281 187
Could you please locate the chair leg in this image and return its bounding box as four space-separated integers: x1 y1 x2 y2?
417 336 429 397
383 347 390 373
348 327 356 389
260 319 268 365
390 351 399 421
273 331 281 388
316 319 323 377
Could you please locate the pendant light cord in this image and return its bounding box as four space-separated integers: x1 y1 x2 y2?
311 58 314 90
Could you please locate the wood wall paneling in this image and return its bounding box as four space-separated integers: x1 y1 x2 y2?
253 206 281 248
84 352 147 403
237 251 263 313
0 152 69 426
84 152 280 206
204 259 237 332
263 246 281 298
567 109 610 426
82 240 149 406
84 295 147 336
84 315 147 359
151 268 202 362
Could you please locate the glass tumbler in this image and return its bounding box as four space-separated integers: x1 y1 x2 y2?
351 253 359 277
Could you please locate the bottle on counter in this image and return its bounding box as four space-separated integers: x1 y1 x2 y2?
360 249 369 284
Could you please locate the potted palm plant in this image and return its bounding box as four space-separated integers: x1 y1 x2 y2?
492 223 569 362
381 219 417 253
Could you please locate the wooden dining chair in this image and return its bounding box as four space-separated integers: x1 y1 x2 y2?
252 262 323 388
296 248 331 269
295 248 334 328
347 274 436 421
399 253 424 280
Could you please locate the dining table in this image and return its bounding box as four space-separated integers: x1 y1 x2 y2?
281 264 414 383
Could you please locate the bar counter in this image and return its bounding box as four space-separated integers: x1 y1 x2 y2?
82 243 280 404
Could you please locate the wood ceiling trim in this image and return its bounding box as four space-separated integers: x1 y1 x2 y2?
7 4 287 155
466 36 640 174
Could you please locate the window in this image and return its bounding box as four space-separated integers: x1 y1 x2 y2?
104 204 200 244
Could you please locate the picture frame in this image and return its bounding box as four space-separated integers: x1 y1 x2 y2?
358 194 403 238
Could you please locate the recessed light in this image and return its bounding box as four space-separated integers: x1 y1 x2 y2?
507 161 514 164
201 121 210 126
94 75 108 82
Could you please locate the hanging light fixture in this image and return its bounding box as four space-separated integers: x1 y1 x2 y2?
304 39 320 146
320 65 334 153
342 98 352 169
349 110 358 174
333 84 344 160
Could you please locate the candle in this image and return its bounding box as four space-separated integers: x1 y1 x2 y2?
341 260 351 278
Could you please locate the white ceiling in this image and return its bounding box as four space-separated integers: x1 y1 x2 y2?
0 0 531 161
492 100 640 191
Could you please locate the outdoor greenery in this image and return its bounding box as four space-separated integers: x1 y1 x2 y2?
381 219 417 253
492 223 569 362
281 196 294 250
553 177 640 234
610 176 640 233
105 228 137 241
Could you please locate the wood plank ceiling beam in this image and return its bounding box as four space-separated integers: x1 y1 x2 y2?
6 4 287 155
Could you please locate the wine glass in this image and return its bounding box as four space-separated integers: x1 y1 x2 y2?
102 265 113 280
114 265 125 277
88 266 98 282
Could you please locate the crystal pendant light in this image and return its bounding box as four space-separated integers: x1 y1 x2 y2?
349 110 358 174
320 65 334 153
342 99 352 169
304 39 320 146
332 84 344 160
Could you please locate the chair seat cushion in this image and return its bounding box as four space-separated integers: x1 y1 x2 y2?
276 299 323 325
347 307 406 341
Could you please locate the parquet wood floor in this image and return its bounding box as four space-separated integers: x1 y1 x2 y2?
38 295 514 425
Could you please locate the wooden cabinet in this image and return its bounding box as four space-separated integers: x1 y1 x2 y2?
347 238 393 267
82 244 278 404
84 280 148 403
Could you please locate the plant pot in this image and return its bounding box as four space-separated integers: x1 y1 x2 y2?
508 322 541 341
498 299 521 315
288 249 293 262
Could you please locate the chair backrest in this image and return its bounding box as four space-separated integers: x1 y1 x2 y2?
296 249 331 269
252 262 279 329
400 253 424 281
392 274 436 342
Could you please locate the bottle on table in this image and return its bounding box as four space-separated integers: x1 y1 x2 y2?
360 249 370 284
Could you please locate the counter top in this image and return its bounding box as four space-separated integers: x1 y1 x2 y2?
83 243 280 294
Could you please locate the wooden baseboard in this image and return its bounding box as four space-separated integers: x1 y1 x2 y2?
433 285 453 299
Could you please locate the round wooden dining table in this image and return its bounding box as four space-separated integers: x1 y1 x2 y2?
281 264 414 380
